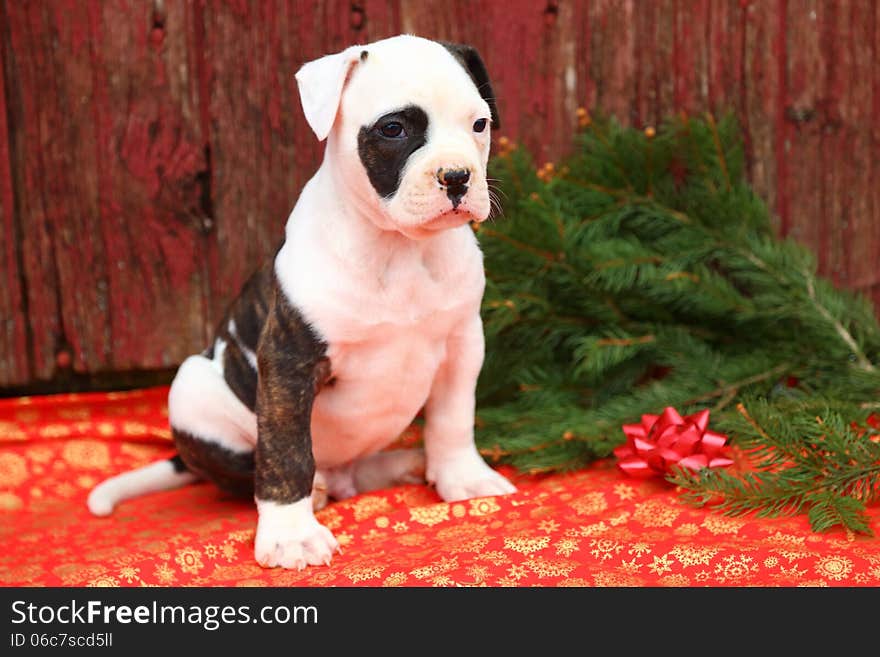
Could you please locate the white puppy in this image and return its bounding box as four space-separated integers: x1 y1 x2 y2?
88 34 515 570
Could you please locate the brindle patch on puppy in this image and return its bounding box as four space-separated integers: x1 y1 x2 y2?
211 260 277 410
173 428 255 498
254 278 330 505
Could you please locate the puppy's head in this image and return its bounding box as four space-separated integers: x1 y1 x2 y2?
295 35 499 239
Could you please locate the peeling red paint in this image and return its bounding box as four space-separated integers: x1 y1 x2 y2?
1 1 878 387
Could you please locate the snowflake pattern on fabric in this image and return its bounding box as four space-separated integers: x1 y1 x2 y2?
1 386 879 587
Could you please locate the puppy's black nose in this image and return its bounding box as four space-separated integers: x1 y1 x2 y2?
438 168 470 209
438 168 470 186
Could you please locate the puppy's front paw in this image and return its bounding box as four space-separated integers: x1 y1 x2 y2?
428 448 517 502
254 498 339 570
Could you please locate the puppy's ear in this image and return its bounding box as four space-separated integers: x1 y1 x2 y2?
295 46 366 141
440 42 500 129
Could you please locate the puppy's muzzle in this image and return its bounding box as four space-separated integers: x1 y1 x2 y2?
437 167 470 209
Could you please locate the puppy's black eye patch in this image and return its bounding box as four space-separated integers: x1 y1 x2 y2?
358 106 429 199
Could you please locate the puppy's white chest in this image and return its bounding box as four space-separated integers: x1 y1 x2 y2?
277 225 484 467
310 309 457 467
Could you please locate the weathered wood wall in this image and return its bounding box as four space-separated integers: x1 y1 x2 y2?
1 0 878 389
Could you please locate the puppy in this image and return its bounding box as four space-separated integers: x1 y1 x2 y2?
88 34 516 570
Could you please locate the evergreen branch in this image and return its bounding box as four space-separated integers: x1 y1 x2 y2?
807 492 872 535
477 226 559 262
683 364 791 406
478 113 880 534
596 335 656 347
705 112 732 191
804 269 876 372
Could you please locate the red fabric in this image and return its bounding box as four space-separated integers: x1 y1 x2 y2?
1 386 878 587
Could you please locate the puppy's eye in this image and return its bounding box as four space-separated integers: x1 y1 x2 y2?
379 122 406 138
473 118 488 133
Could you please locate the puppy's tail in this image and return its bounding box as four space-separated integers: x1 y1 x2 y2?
87 455 200 517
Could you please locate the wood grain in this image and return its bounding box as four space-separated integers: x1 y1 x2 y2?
1 0 878 388
2 0 209 383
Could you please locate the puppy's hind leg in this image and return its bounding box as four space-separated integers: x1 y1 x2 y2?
317 449 427 503
165 352 263 499
353 448 426 494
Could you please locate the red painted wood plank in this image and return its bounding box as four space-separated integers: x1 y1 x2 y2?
782 2 823 267
3 2 67 381
0 2 29 386
3 1 209 380
835 1 880 296
2 0 879 387
587 0 637 125
706 0 746 119
737 0 783 234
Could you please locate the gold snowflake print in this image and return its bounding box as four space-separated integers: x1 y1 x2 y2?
814 555 853 582
538 519 560 534
504 535 550 555
764 556 779 568
397 533 425 546
576 521 609 537
317 506 344 530
477 551 510 566
618 558 641 574
220 542 237 562
633 500 680 527
392 521 409 533
570 492 608 516
557 577 590 587
174 547 204 575
589 538 623 562
203 544 219 559
61 440 110 469
431 575 454 587
714 555 758 583
526 556 576 578
154 563 176 584
351 495 394 521
410 503 450 526
593 571 642 587
118 566 140 583
764 531 806 548
613 483 635 500
669 545 718 567
554 537 580 557
673 523 700 536
226 529 253 543
383 572 408 587
465 565 490 584
628 542 652 557
343 564 385 583
507 564 529 580
659 574 690 587
88 575 120 587
701 515 745 535
469 497 500 516
411 556 458 580
648 554 673 576
773 564 807 580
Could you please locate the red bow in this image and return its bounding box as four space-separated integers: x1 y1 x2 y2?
613 407 734 478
